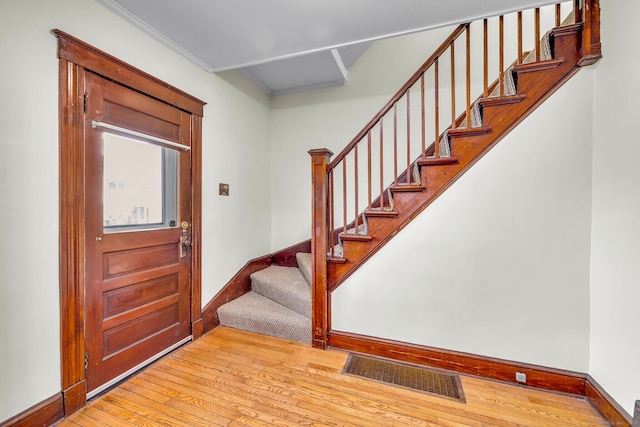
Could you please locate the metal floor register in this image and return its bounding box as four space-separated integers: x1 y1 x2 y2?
342 354 465 403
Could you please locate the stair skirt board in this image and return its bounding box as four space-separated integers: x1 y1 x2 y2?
343 353 465 403
218 291 311 344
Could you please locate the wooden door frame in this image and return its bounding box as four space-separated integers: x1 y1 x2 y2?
54 30 205 416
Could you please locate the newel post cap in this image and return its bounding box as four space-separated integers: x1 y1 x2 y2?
308 148 334 157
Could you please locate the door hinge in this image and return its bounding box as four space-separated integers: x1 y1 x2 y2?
83 92 88 114
84 351 88 372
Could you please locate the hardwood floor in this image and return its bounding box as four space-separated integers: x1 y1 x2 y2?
58 327 607 426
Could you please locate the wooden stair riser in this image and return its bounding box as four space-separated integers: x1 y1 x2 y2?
341 239 375 259
513 27 580 89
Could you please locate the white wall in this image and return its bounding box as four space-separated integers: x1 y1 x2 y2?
0 0 271 421
590 0 640 415
333 70 594 372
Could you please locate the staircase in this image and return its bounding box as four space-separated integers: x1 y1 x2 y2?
214 0 601 347
309 0 601 348
218 253 313 343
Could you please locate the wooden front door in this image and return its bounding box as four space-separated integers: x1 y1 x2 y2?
84 72 193 395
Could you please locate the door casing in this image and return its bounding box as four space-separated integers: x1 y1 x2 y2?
55 30 205 416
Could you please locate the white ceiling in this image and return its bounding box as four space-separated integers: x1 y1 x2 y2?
97 0 559 95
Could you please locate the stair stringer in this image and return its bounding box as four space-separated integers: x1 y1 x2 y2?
327 23 584 291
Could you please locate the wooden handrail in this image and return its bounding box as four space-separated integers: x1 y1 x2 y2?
327 23 469 171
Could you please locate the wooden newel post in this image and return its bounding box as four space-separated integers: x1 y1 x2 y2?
308 148 333 349
577 0 602 67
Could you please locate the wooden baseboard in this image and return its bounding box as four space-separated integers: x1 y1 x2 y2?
586 375 633 427
62 379 87 418
328 330 586 395
191 318 203 340
0 394 64 427
328 330 632 426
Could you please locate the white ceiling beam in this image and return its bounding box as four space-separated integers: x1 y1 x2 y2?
331 49 348 83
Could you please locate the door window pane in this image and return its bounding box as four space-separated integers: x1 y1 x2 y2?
103 133 177 231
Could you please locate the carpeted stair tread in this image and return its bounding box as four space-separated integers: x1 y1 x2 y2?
331 244 344 259
217 291 311 343
296 252 312 287
251 265 311 318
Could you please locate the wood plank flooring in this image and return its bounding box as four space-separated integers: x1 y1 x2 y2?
58 327 607 426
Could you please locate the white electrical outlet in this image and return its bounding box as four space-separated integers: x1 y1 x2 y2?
515 372 527 383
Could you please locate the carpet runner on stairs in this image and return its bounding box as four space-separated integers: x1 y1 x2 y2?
217 253 312 344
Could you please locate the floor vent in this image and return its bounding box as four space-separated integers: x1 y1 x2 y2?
343 354 465 403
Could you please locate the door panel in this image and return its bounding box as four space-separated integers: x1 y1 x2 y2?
84 72 192 394
103 304 179 355
103 276 179 317
103 242 178 278
102 100 181 142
